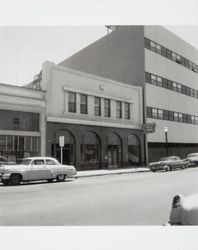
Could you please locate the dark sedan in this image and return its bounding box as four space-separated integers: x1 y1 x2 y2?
149 156 188 172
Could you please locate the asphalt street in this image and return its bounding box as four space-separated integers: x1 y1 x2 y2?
1 167 198 226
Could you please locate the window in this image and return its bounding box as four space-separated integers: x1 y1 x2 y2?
174 112 179 122
68 92 76 113
144 37 198 74
167 80 173 90
151 74 157 85
173 82 178 92
177 84 182 93
156 44 161 54
147 107 152 118
172 52 177 61
176 55 181 64
157 109 163 119
144 38 150 49
167 49 172 59
125 103 130 119
94 97 101 116
116 101 122 118
145 72 151 83
161 46 167 57
156 77 162 87
152 108 158 119
46 159 56 165
32 160 44 165
150 41 156 52
81 132 100 163
162 78 168 88
104 99 111 117
80 94 88 114
178 113 183 122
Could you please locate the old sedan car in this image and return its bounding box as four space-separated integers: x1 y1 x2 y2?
166 193 198 225
186 153 198 167
0 157 77 185
149 156 188 172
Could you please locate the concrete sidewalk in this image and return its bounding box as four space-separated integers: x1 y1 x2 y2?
76 167 150 178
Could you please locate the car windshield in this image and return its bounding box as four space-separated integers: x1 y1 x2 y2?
20 159 31 165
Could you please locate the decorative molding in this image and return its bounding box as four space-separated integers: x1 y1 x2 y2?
0 130 40 136
47 116 142 130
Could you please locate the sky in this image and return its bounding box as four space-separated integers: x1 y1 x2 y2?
0 25 198 87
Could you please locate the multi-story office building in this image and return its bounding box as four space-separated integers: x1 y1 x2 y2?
0 83 46 163
38 61 143 170
57 26 198 163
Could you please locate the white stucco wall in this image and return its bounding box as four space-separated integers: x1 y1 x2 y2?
41 61 143 130
144 26 198 144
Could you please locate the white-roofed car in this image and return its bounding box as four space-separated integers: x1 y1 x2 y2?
186 153 198 167
0 157 77 185
149 156 189 172
166 193 198 225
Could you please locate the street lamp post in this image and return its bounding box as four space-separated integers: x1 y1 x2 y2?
164 127 168 156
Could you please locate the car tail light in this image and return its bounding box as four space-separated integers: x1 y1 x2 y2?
172 194 183 208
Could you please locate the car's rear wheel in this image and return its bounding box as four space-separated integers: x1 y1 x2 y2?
181 165 185 169
1 179 9 186
56 174 66 182
10 174 22 185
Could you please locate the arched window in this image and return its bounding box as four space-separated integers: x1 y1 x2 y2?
128 134 140 166
81 132 100 163
53 130 75 165
107 133 122 167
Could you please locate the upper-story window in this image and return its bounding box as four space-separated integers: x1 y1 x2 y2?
144 37 198 73
116 101 122 118
104 99 111 117
68 92 76 113
80 94 88 114
124 103 130 119
94 97 101 116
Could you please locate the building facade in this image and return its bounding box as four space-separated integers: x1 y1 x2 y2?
57 25 198 163
40 61 144 170
0 83 46 163
144 26 198 162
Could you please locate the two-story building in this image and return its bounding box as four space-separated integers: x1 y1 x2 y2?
39 61 144 170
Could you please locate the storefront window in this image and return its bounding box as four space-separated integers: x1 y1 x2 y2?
81 132 100 163
107 133 122 167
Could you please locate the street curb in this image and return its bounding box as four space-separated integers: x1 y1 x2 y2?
76 169 150 178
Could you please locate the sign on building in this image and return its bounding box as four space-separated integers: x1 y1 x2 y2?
142 122 156 133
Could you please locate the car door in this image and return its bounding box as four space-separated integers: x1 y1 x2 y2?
172 157 182 169
45 159 58 179
29 159 48 180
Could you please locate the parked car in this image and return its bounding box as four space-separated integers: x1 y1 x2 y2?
149 156 188 172
0 157 77 185
166 193 198 225
186 153 198 167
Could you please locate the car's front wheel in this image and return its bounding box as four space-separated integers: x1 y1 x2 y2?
56 174 66 182
9 174 22 185
165 166 171 171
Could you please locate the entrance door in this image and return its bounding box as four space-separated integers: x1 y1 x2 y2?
56 146 71 165
108 145 118 168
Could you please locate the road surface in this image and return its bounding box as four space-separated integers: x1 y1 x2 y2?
1 167 198 225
